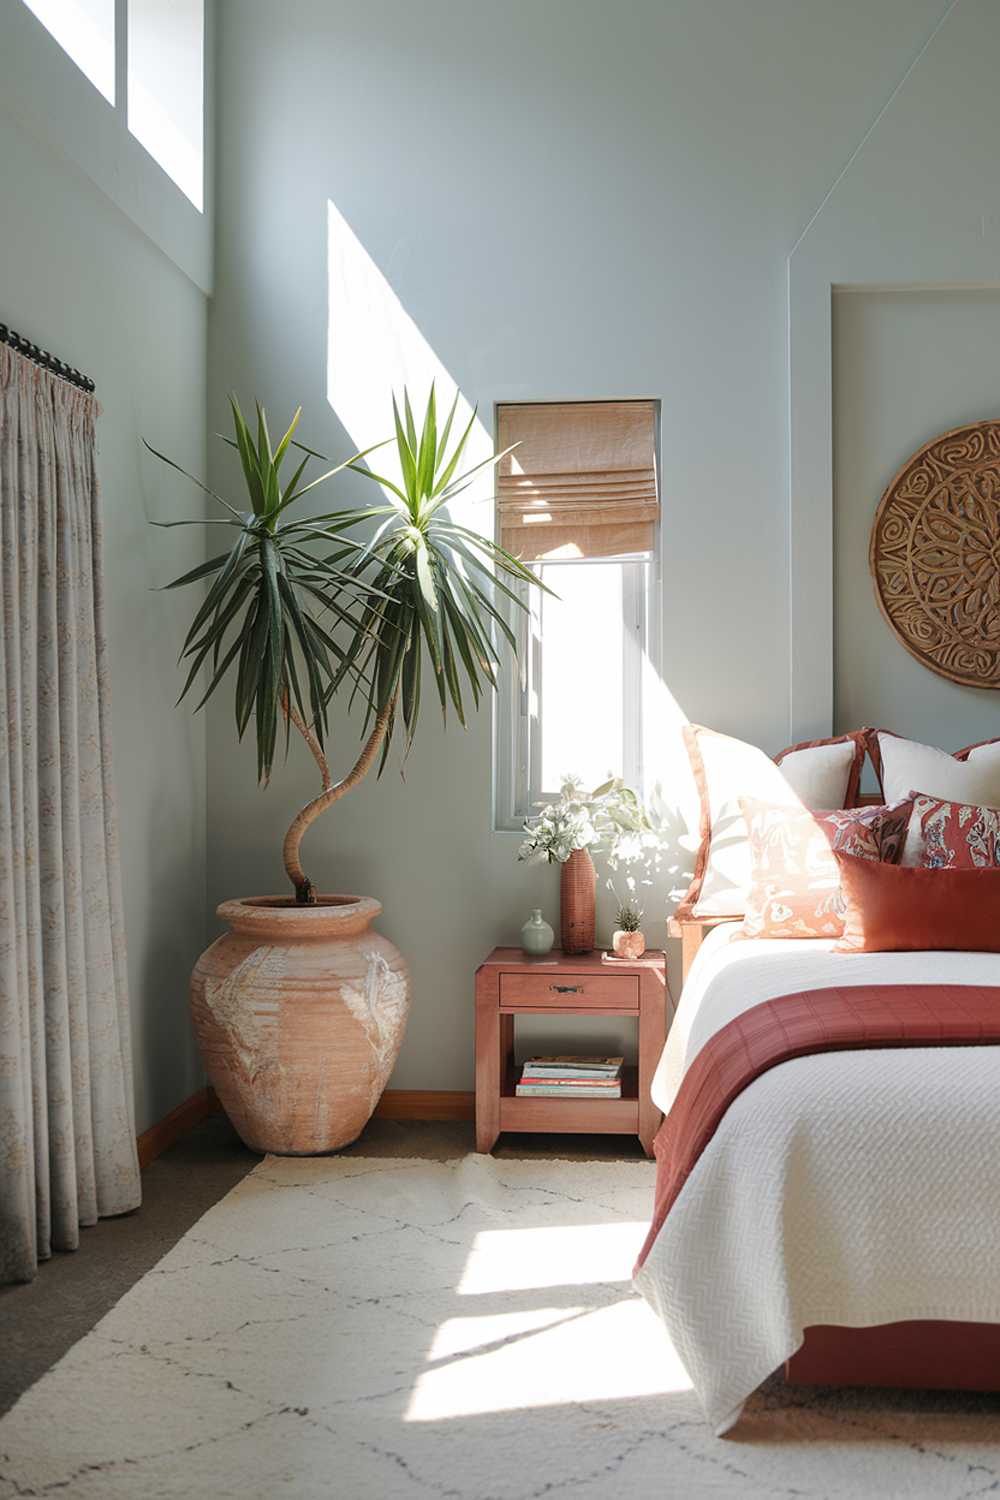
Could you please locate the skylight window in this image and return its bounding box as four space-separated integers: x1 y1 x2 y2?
21 0 115 103
127 0 204 210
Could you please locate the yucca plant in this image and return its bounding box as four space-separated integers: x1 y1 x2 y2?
150 386 545 903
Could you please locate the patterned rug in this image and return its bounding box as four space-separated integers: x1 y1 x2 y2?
2 1153 999 1498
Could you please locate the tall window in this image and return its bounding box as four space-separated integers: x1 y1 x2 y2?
494 400 660 826
19 0 204 212
20 0 115 102
128 0 204 210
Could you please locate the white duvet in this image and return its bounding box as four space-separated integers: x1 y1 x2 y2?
634 924 1000 1434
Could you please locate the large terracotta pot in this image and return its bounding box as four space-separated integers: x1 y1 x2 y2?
190 895 410 1155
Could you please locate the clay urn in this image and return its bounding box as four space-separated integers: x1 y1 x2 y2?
190 895 410 1155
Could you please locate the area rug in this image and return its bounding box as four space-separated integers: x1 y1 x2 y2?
2 1154 1000 1499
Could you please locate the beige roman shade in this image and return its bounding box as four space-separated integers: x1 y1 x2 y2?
497 400 658 562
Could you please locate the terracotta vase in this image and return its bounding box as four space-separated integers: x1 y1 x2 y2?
190 895 410 1155
611 928 646 960
560 849 596 953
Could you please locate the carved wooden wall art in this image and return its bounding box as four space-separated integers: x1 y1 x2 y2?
869 419 1000 688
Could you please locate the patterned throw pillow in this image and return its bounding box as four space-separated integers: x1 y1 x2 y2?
740 798 912 939
906 794 1000 869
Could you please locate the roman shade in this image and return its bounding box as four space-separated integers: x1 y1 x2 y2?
497 400 658 561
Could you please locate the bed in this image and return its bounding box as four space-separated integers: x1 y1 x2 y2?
634 920 1000 1434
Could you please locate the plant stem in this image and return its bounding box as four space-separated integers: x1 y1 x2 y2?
282 694 396 904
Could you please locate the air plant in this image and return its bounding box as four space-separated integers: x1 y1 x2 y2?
149 385 547 903
615 900 642 933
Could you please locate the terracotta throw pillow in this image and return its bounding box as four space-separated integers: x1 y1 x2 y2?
905 794 1000 869
740 798 911 940
835 852 1000 954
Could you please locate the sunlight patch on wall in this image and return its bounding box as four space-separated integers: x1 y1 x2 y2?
21 0 115 102
326 200 491 528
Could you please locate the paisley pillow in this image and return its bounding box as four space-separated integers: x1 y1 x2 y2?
905 794 1000 870
740 798 912 940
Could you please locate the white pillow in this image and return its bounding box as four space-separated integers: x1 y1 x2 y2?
874 732 1000 806
682 726 863 918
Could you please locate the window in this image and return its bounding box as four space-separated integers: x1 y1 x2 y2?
494 400 660 827
19 0 204 212
128 0 204 210
21 0 115 102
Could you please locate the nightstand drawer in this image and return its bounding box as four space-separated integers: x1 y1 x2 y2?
499 971 638 1010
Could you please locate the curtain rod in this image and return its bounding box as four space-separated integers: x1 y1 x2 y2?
0 324 96 395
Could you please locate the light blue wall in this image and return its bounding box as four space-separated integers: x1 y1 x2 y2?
0 17 211 1130
834 288 1000 765
206 0 962 1089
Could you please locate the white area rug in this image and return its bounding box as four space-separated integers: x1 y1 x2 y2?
2 1154 1000 1498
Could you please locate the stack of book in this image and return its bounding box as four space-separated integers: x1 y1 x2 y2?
515 1056 623 1098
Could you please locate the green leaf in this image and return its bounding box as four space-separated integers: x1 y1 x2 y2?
430 404 478 497
414 539 438 613
159 551 231 591
416 382 437 502
435 389 460 475
402 388 418 452
272 407 301 471
189 631 245 714
392 394 418 506
229 396 267 516
142 438 244 520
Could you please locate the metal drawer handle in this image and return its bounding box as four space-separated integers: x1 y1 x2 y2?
551 984 582 994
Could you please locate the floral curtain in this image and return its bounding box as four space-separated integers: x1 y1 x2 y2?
0 343 140 1285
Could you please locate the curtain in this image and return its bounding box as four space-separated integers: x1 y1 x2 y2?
497 400 659 561
0 343 140 1285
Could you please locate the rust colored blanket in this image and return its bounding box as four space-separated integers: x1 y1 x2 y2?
635 983 1000 1272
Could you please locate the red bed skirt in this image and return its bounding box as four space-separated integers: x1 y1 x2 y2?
786 1322 1000 1391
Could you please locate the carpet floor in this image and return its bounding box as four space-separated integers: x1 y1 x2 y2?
2 1150 1000 1498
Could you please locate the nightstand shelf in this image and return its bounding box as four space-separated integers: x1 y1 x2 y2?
475 947 668 1155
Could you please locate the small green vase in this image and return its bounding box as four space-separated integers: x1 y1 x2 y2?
520 908 555 956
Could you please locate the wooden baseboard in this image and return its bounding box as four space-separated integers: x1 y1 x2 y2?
136 1087 472 1165
374 1089 475 1122
137 1086 220 1168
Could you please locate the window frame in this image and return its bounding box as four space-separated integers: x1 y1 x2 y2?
492 401 661 831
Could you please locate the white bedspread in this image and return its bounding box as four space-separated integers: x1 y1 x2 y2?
634 925 1000 1433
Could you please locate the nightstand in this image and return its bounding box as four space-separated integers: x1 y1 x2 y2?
474 946 669 1156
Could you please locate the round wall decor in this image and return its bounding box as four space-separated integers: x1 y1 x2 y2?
869 418 1000 688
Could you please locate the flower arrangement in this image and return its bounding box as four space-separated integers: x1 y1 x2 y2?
517 775 657 869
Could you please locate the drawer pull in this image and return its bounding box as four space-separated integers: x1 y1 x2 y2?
551 984 582 994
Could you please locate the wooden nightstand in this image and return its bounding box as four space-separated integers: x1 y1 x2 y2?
474 946 669 1156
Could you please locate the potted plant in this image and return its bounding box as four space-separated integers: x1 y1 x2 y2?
149 387 543 1153
611 899 646 960
518 776 655 953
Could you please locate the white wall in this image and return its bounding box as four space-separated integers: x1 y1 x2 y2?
834 288 1000 762
0 25 210 1130
207 0 963 1090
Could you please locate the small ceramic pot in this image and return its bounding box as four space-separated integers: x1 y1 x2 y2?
611 928 646 960
521 908 555 956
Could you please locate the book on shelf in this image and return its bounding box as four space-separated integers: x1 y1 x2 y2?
515 1081 623 1098
516 1054 624 1098
520 1055 623 1080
